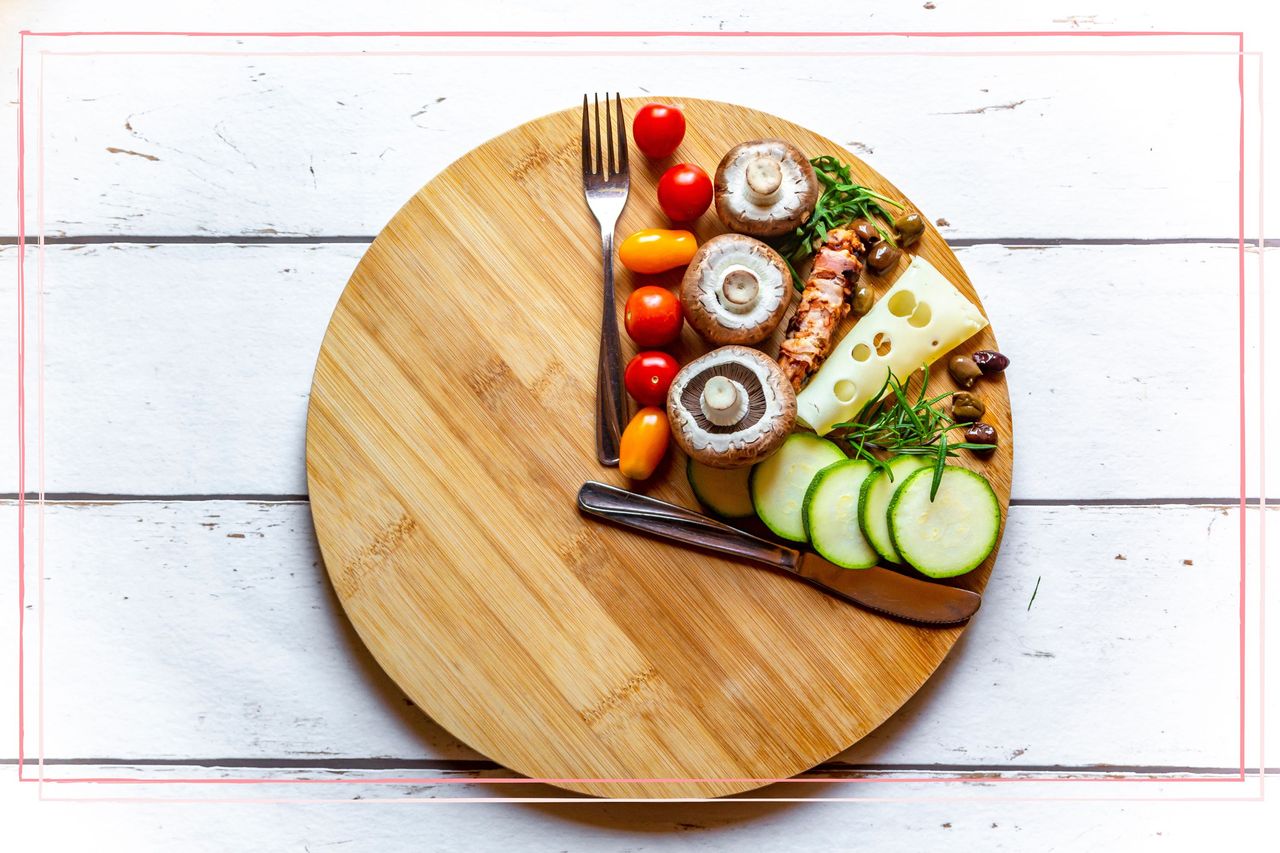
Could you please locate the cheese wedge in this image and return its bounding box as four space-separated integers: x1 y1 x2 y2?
795 255 988 435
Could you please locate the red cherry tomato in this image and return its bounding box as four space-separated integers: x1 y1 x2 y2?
632 103 686 158
657 163 713 222
624 286 683 347
624 351 680 406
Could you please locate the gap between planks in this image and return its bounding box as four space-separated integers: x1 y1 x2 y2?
0 758 1271 777
0 235 1276 247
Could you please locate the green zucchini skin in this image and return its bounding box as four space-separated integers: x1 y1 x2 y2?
858 455 932 565
803 459 879 569
749 434 846 542
687 459 755 519
887 465 1001 578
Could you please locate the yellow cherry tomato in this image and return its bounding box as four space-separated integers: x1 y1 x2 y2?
618 406 671 480
618 229 698 274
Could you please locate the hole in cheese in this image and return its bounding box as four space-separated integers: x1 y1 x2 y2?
873 332 892 357
887 290 917 317
909 301 932 328
852 343 871 362
834 379 858 403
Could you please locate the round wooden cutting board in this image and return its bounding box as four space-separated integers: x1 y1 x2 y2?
306 98 1012 799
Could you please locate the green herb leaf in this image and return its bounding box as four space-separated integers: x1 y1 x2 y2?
831 365 987 495
777 155 906 288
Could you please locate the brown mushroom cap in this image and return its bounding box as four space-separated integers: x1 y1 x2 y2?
714 138 819 238
680 234 792 346
667 346 797 469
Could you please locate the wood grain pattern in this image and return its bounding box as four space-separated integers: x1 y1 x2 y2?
305 98 1012 798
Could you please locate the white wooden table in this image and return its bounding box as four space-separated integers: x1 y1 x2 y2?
3 2 1276 850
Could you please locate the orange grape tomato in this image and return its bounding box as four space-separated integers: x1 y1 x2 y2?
618 406 670 480
617 229 698 274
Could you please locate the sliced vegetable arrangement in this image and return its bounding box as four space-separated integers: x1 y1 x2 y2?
608 100 1009 583
687 459 754 519
750 433 844 542
803 459 879 569
858 455 931 565
888 466 1001 578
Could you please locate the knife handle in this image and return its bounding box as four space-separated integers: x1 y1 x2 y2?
577 481 799 570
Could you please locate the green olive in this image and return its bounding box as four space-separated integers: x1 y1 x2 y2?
894 212 925 246
866 242 901 274
852 284 874 314
951 391 986 422
948 354 982 389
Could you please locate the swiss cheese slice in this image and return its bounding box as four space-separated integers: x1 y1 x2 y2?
795 256 988 435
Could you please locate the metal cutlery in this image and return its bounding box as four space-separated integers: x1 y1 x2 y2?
580 93 630 467
576 481 982 626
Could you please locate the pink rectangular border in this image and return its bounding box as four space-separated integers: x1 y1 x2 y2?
12 28 1262 801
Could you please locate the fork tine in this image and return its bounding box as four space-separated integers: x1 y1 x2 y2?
581 94 591 176
605 94 616 178
593 94 603 179
615 93 627 175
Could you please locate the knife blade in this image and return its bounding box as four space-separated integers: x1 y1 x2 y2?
576 480 980 626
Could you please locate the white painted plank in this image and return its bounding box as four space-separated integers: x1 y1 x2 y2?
5 500 1263 771
3 767 1270 852
3 242 1264 498
12 35 1244 240
2 3 1272 246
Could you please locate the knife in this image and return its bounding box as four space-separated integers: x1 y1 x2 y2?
576 481 981 626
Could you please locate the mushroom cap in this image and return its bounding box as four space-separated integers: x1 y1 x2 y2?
714 138 819 238
680 234 792 346
667 345 797 469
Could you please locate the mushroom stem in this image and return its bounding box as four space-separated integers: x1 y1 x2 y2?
744 156 783 205
700 377 749 427
718 265 760 313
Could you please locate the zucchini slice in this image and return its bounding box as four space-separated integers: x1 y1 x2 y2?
687 459 754 519
750 434 845 542
888 465 1001 578
858 455 932 564
803 459 879 569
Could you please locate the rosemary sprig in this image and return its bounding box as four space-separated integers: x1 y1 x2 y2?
830 365 995 500
776 155 905 289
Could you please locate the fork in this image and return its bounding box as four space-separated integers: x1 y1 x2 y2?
581 93 629 467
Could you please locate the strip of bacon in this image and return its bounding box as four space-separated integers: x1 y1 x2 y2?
778 228 867 391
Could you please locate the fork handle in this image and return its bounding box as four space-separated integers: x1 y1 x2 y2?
595 230 625 467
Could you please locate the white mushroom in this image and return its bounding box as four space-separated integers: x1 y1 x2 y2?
680 234 791 345
714 139 819 239
700 376 749 426
667 346 797 469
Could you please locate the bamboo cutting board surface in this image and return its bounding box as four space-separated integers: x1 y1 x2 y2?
306 98 1012 799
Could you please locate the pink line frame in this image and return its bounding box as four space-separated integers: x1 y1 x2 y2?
11 29 1264 802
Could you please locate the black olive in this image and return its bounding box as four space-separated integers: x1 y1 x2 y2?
964 422 997 447
850 219 880 245
972 350 1010 374
866 242 901 273
894 212 925 246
